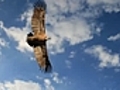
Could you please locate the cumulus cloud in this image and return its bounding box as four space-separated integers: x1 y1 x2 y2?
4 27 32 53
0 22 33 53
0 6 33 53
35 0 102 54
46 15 94 54
85 45 120 68
0 80 42 90
108 33 120 41
45 0 120 54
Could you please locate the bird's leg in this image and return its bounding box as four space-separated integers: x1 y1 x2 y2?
38 33 51 41
45 36 51 41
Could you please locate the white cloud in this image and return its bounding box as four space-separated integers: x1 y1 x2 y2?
85 45 120 68
3 26 33 53
0 23 9 55
86 0 120 13
86 0 119 5
0 6 33 53
69 51 76 58
108 33 120 41
45 0 120 54
51 72 63 84
0 79 57 90
19 6 33 27
50 72 71 86
37 72 69 86
0 21 3 28
45 0 82 14
0 80 42 90
40 0 103 54
0 22 8 48
65 51 74 69
46 16 94 54
0 83 5 90
0 38 8 60
89 0 120 5
5 27 32 52
44 79 54 90
44 79 51 85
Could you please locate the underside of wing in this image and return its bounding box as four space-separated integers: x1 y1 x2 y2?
31 7 45 34
26 0 52 73
33 44 52 72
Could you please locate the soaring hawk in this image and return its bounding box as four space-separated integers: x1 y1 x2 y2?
26 0 52 72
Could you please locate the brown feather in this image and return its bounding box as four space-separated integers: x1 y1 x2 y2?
27 7 52 72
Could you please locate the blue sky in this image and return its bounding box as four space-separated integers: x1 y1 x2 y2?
0 0 120 90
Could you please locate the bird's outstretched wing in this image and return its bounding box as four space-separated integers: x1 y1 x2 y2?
33 43 52 72
29 3 52 72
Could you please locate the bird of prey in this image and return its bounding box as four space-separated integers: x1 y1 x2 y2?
26 0 52 72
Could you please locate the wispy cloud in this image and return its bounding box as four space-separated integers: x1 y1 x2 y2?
86 0 120 13
68 51 76 58
51 72 63 84
0 0 4 2
0 22 9 55
0 80 42 90
36 72 69 85
65 60 72 69
108 33 120 41
85 45 120 68
44 79 55 90
0 37 8 59
0 38 8 48
87 0 120 5
0 21 3 28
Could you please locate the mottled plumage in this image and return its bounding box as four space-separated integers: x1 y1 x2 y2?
26 5 52 72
